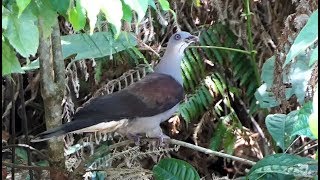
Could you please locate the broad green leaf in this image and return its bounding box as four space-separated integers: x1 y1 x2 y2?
261 56 275 87
68 0 86 31
286 54 313 104
153 158 200 180
265 114 295 151
148 0 156 9
121 1 132 22
290 102 315 138
3 7 39 58
2 6 10 30
255 83 280 108
2 39 24 76
100 0 123 38
80 0 100 34
309 46 318 66
284 10 318 67
61 31 137 60
158 0 170 11
51 0 70 15
16 0 31 17
123 0 148 23
21 59 39 71
248 154 318 179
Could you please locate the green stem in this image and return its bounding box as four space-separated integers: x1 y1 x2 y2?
188 45 256 56
243 0 260 84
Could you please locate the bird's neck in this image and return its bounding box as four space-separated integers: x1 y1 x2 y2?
154 48 184 85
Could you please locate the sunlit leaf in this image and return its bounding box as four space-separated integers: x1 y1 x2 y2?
121 0 132 22
16 0 31 17
3 6 39 57
80 0 100 34
158 0 170 11
68 0 86 31
123 0 148 23
100 0 123 38
284 10 318 67
51 0 70 15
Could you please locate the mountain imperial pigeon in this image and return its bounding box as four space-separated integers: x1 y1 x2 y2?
31 31 198 142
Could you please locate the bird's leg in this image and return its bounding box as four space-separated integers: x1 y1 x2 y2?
146 126 170 146
127 133 141 145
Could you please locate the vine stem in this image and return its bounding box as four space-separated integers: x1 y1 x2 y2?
188 45 256 55
243 0 261 84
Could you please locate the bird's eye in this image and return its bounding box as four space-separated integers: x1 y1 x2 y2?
174 34 181 40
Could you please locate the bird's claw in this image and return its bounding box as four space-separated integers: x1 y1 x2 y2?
127 133 141 145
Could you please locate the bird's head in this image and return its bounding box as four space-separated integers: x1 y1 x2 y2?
166 31 199 55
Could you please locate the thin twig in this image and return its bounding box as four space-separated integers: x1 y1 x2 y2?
188 45 256 55
3 162 51 171
291 139 318 154
108 138 256 166
294 143 318 155
167 139 256 166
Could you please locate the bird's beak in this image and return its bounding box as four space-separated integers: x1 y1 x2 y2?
185 35 199 43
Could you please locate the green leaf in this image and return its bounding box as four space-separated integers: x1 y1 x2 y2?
80 0 100 34
286 54 313 104
248 154 318 179
36 0 58 38
16 0 31 17
284 10 318 67
309 87 318 139
21 59 39 71
100 0 123 38
290 102 315 138
158 0 170 11
255 83 280 108
123 0 148 23
309 46 318 66
265 114 295 151
34 160 49 167
2 6 11 30
121 1 132 22
261 56 275 87
68 0 86 31
51 0 70 15
3 6 39 57
2 39 24 76
153 158 200 180
15 147 28 162
148 0 156 9
61 31 137 60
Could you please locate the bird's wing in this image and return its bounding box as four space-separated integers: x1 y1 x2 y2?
31 73 183 141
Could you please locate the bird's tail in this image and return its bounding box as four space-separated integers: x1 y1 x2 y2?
31 120 86 142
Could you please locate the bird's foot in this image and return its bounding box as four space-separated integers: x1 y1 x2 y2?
156 133 170 146
127 133 141 145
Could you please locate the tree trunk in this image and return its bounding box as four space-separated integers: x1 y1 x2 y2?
38 18 66 172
